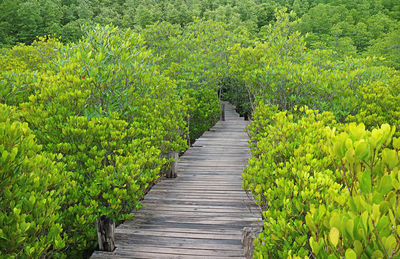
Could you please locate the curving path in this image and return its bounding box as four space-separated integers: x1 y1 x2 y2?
91 102 260 259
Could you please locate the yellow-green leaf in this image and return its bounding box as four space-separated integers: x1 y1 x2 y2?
329 227 340 247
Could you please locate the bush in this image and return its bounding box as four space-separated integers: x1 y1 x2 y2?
1 25 191 256
304 123 400 258
51 115 163 255
0 37 61 73
0 104 66 258
347 71 400 136
246 101 400 258
0 37 62 106
13 25 189 256
244 102 342 257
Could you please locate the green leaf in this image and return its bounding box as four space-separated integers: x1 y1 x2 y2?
329 227 340 247
345 219 354 240
353 240 363 256
0 229 7 240
378 175 392 196
355 141 369 162
345 146 355 165
360 171 372 194
349 123 366 140
2 150 8 160
305 214 317 232
393 137 400 150
371 250 384 259
309 236 318 254
345 248 357 259
384 236 396 255
382 149 398 170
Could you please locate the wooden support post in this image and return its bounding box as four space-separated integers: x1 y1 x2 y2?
220 102 225 121
242 226 263 259
166 151 178 178
96 215 115 252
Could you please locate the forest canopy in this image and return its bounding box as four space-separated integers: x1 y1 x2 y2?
1 0 399 68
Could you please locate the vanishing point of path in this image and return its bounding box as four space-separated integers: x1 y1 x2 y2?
91 102 261 259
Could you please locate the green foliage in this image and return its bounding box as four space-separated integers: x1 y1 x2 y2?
366 29 400 69
0 0 19 47
46 115 162 254
1 0 399 68
186 87 220 141
246 101 400 257
13 25 188 255
141 19 246 142
298 1 400 55
237 8 400 258
0 37 62 106
229 10 391 121
220 76 251 118
348 71 400 136
305 123 400 258
0 37 61 73
0 104 66 258
244 103 341 257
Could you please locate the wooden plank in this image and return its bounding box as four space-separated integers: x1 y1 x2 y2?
145 194 255 201
141 204 258 212
115 229 242 240
114 235 244 247
161 177 244 181
117 226 243 235
121 221 260 231
126 216 260 225
113 246 245 257
93 250 245 259
140 200 256 207
144 197 257 204
143 199 258 208
131 211 257 218
145 190 251 196
145 194 252 199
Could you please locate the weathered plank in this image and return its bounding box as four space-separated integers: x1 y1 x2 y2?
91 102 261 259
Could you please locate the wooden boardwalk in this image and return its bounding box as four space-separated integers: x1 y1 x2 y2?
91 102 261 259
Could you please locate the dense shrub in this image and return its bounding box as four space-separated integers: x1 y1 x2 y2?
0 104 66 258
0 38 62 106
49 115 163 254
244 102 342 257
245 101 400 257
12 25 190 256
302 123 400 258
347 71 400 136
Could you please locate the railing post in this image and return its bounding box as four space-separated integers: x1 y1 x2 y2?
220 102 225 121
166 151 178 178
96 215 115 252
242 226 263 258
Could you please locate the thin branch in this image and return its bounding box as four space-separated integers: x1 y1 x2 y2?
372 218 390 259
